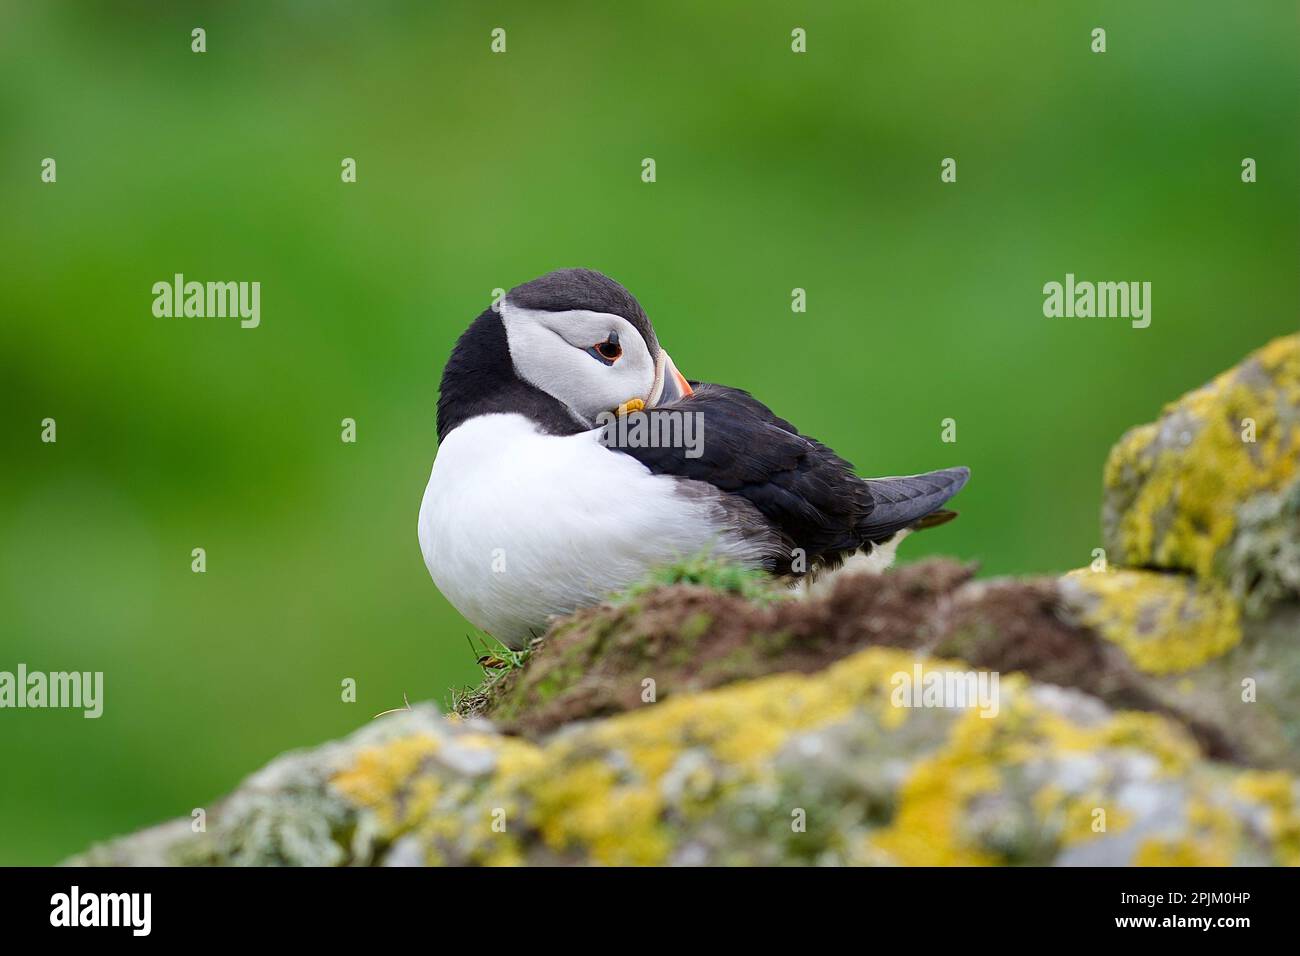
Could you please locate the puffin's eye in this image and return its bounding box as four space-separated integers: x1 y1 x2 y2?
588 332 622 365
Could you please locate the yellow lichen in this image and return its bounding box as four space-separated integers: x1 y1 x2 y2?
1134 837 1228 867
332 735 441 832
1064 568 1242 674
1037 705 1198 774
328 650 939 864
1105 334 1300 577
1093 711 1199 772
1133 796 1237 866
522 758 668 865
585 647 910 777
1034 783 1135 848
873 682 1195 864
1234 771 1300 867
1133 773 1300 867
326 643 1289 866
1059 796 1133 848
871 697 1011 865
505 648 916 863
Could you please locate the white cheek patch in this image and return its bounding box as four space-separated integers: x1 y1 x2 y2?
499 301 656 421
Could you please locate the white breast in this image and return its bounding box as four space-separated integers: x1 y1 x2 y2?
418 414 770 646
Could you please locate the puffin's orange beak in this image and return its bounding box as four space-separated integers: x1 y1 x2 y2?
649 350 694 407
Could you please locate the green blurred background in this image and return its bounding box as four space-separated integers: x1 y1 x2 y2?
1 1 1296 864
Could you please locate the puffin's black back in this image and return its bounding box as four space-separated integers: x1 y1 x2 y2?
606 382 970 572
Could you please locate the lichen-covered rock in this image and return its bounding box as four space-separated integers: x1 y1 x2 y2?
1064 335 1300 771
70 708 431 867
1061 569 1242 675
1102 334 1300 610
1061 568 1300 772
1227 478 1300 617
68 335 1300 867
67 648 1300 867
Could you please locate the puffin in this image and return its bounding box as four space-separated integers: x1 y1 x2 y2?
419 269 969 647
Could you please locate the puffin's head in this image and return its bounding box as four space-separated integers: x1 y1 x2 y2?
436 269 695 441
497 269 693 424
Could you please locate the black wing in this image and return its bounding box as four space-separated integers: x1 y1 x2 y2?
604 383 969 571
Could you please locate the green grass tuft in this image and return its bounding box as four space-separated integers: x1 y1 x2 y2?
446 632 535 717
619 555 787 605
